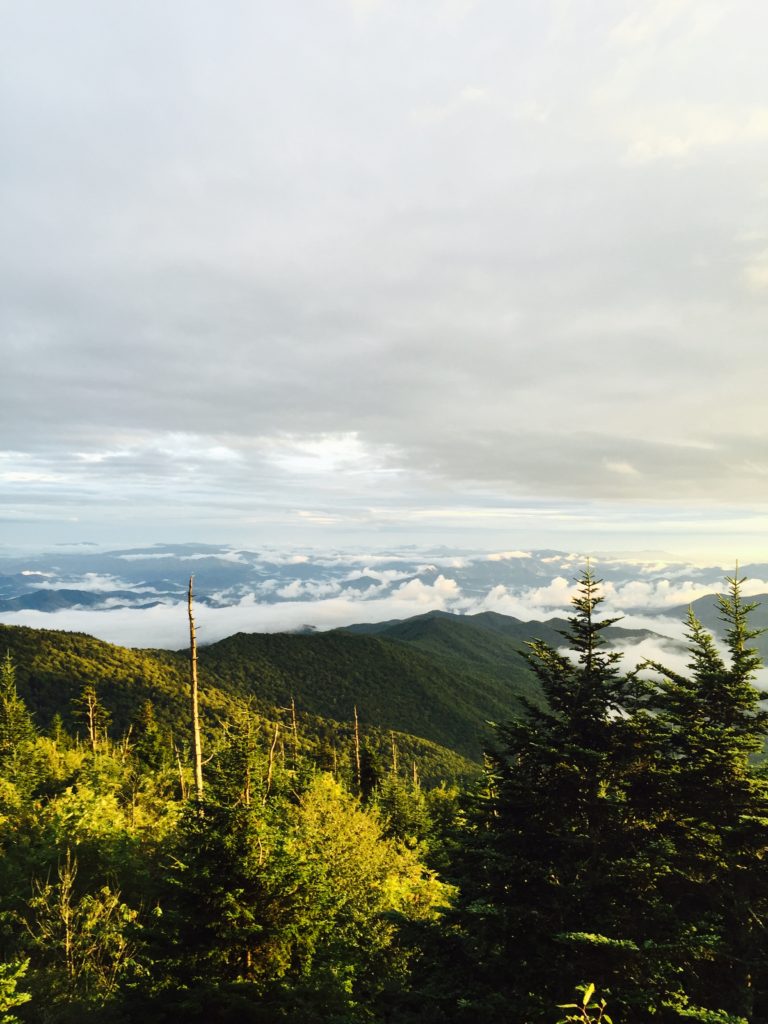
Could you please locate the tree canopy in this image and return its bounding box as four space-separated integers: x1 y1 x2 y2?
1 569 767 1023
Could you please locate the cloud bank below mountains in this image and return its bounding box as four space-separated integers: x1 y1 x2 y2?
2 543 762 650
0 582 692 651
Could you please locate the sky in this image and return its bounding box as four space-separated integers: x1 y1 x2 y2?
2 0 768 560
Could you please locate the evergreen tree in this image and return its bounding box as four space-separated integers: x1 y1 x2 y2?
443 567 638 1021
439 570 768 1024
132 700 166 772
0 653 37 787
0 959 31 1024
377 771 430 849
637 574 768 1021
0 654 35 760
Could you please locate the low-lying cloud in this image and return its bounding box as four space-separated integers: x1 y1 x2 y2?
0 572 709 650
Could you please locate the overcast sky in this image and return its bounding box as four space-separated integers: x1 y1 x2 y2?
2 0 768 559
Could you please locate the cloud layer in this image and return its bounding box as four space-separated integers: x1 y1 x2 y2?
2 543 764 649
2 2 768 552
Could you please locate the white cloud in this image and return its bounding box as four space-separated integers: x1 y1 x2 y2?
276 579 343 600
394 574 462 606
262 433 399 479
599 577 768 611
604 460 640 477
4 3 768 551
27 572 131 593
276 580 304 599
601 635 691 676
610 0 701 46
744 252 768 291
116 553 174 561
528 576 580 608
74 434 244 467
294 511 347 526
604 578 716 609
624 105 768 163
410 85 491 125
2 471 67 484
471 585 553 621
0 583 460 648
343 0 383 17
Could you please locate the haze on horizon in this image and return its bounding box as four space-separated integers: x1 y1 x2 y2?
2 1 768 560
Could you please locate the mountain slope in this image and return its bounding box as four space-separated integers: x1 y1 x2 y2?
0 623 476 783
196 628 539 759
340 610 680 702
0 608 686 768
658 592 768 661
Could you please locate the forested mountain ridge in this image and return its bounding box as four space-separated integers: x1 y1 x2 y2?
340 607 678 671
0 623 475 785
196 626 541 759
1 572 767 1022
660 591 768 658
0 610 680 763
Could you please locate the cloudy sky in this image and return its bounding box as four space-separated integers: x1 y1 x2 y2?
3 0 768 559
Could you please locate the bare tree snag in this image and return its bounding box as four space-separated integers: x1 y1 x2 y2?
241 712 253 808
75 684 110 755
264 722 280 804
174 743 188 800
84 689 99 754
290 695 299 764
353 704 362 796
188 576 204 803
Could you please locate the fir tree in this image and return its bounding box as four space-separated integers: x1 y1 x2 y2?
444 567 638 1022
0 653 37 787
638 574 768 1020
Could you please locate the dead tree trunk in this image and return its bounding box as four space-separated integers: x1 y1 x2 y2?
174 743 188 800
290 695 299 765
188 576 204 803
85 690 98 755
264 722 280 805
353 705 362 797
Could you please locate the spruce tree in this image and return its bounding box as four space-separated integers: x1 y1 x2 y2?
446 567 638 1022
638 574 768 1021
0 652 37 786
442 570 768 1023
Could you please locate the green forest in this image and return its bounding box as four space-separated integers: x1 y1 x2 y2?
1 569 767 1023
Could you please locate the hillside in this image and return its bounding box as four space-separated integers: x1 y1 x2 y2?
341 608 679 691
196 626 542 759
0 608 686 768
0 623 475 784
660 592 768 660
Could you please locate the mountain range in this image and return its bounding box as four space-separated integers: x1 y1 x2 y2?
0 607 696 767
2 543 766 650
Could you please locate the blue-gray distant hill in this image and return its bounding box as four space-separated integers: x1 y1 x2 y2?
653 592 768 660
0 589 164 612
